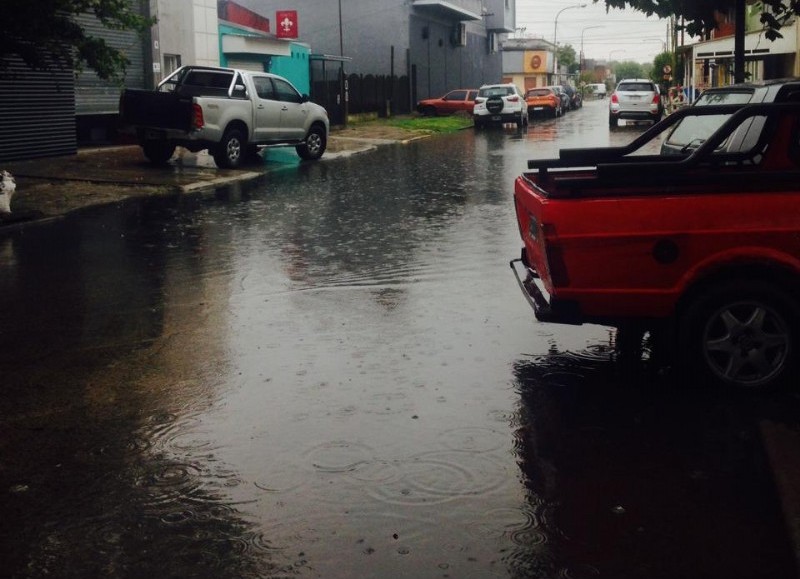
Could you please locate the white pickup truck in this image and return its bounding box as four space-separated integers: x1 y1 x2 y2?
119 65 329 168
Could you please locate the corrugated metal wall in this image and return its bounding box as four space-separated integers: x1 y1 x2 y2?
0 57 76 162
75 5 147 116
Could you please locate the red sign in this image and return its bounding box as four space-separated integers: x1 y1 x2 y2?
276 10 298 39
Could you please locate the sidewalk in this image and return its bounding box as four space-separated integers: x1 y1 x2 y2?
0 123 428 225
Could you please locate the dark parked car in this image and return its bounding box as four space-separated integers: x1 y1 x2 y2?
561 84 582 110
660 79 800 155
546 86 570 113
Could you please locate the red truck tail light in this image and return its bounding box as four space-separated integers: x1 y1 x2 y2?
192 103 204 129
541 223 570 287
651 94 661 105
610 93 619 104
507 96 519 102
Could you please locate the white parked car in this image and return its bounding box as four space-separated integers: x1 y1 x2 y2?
473 83 528 128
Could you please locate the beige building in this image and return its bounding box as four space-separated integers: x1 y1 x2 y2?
501 37 557 92
681 6 799 93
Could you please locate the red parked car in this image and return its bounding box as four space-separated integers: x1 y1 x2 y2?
511 92 800 391
416 89 478 116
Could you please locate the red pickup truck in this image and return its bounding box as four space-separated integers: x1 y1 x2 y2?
511 96 800 390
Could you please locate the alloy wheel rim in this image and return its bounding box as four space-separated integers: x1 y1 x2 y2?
702 299 790 387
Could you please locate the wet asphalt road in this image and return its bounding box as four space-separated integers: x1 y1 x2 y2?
1 99 798 578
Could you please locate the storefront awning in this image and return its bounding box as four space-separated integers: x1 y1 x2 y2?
222 34 291 57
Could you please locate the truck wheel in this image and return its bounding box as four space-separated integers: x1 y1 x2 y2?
678 280 798 390
213 129 245 168
609 116 619 128
142 141 176 165
295 124 327 161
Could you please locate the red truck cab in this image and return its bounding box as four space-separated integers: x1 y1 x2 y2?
511 94 800 390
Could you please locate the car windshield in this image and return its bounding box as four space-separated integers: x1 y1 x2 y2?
480 87 513 97
664 89 755 151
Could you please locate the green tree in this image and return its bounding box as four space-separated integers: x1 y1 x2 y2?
596 0 799 40
557 44 578 69
614 60 645 81
1 0 154 81
651 51 675 86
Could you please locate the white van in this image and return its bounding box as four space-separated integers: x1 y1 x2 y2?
588 83 607 98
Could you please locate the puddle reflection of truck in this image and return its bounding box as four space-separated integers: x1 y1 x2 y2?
511 81 800 391
119 65 329 168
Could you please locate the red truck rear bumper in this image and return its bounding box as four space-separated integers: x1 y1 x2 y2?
510 250 583 325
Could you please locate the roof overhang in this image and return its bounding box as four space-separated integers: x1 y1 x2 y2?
221 34 291 57
413 0 481 21
310 54 353 63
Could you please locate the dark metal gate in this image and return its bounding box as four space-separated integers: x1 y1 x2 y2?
0 56 76 162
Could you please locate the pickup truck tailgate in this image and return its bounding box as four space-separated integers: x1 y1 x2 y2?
119 89 194 131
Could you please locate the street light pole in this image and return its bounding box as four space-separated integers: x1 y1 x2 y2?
553 3 586 84
580 25 603 74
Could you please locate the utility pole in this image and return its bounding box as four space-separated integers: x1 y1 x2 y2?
734 0 745 82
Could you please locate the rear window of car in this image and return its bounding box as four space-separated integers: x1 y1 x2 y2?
480 86 514 98
665 89 756 150
618 82 655 92
527 89 551 97
694 90 754 106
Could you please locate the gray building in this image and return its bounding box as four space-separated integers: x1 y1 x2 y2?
235 0 514 114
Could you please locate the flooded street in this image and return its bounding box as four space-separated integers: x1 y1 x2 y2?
1 100 797 578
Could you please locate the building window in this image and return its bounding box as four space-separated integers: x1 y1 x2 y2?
164 54 182 75
488 32 498 53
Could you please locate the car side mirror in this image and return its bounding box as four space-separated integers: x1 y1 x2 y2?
233 84 247 98
301 94 310 103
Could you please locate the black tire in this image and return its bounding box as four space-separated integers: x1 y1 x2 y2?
473 117 483 129
609 115 619 128
142 141 175 165
678 280 798 390
421 105 437 117
213 128 245 168
295 124 327 161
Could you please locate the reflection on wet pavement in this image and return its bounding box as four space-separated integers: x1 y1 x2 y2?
1 101 796 578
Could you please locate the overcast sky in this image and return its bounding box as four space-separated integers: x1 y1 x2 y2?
515 0 673 63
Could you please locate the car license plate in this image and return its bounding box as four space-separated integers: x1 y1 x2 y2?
491 115 501 121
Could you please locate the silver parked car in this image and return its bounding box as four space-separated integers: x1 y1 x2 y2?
608 78 663 127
